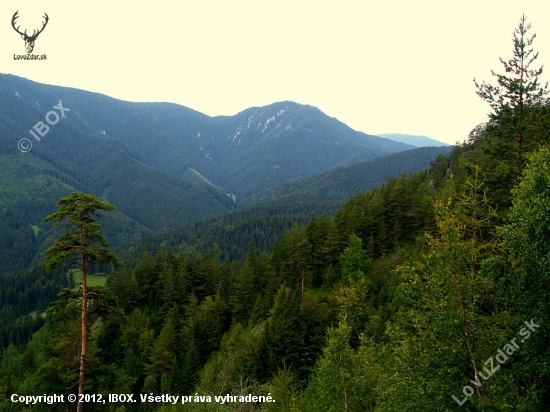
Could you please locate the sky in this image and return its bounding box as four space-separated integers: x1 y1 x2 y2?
1 0 549 145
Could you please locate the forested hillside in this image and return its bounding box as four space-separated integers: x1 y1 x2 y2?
1 15 550 412
0 75 414 273
117 146 451 264
0 140 232 274
242 146 452 207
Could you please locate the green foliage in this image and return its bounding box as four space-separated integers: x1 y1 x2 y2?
377 190 515 411
0 344 23 395
43 192 120 274
0 145 453 410
500 147 550 316
497 147 550 409
339 234 373 285
264 368 300 412
146 316 176 386
263 286 304 380
300 319 378 411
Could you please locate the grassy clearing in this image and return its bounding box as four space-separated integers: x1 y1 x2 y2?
31 224 40 238
183 168 221 189
68 269 107 291
26 310 47 320
183 167 237 203
22 270 107 320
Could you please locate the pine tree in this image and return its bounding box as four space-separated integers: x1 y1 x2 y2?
145 316 176 388
322 220 341 268
474 14 549 191
230 242 257 324
264 285 303 380
43 192 119 412
265 368 300 412
339 234 373 285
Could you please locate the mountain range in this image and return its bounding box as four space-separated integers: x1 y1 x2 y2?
0 73 446 272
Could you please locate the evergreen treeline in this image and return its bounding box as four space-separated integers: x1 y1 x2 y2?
0 145 445 274
0 264 65 348
117 201 342 265
0 149 447 411
1 14 550 412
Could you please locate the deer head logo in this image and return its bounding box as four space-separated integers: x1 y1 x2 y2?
11 11 49 54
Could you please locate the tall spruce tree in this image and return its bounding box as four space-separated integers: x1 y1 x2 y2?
43 192 119 412
474 14 549 195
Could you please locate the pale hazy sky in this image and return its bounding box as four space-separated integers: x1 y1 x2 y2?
2 1 549 144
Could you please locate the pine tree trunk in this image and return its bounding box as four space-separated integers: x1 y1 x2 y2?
301 270 305 301
76 255 87 412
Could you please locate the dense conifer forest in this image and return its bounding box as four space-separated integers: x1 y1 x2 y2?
1 15 550 412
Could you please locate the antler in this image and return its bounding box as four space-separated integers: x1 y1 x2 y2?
11 11 49 40
29 13 49 39
38 13 49 35
11 11 26 37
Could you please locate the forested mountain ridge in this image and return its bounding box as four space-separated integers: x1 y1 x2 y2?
242 145 452 207
0 74 413 202
0 74 414 273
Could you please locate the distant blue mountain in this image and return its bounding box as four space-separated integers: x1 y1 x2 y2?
376 133 449 147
